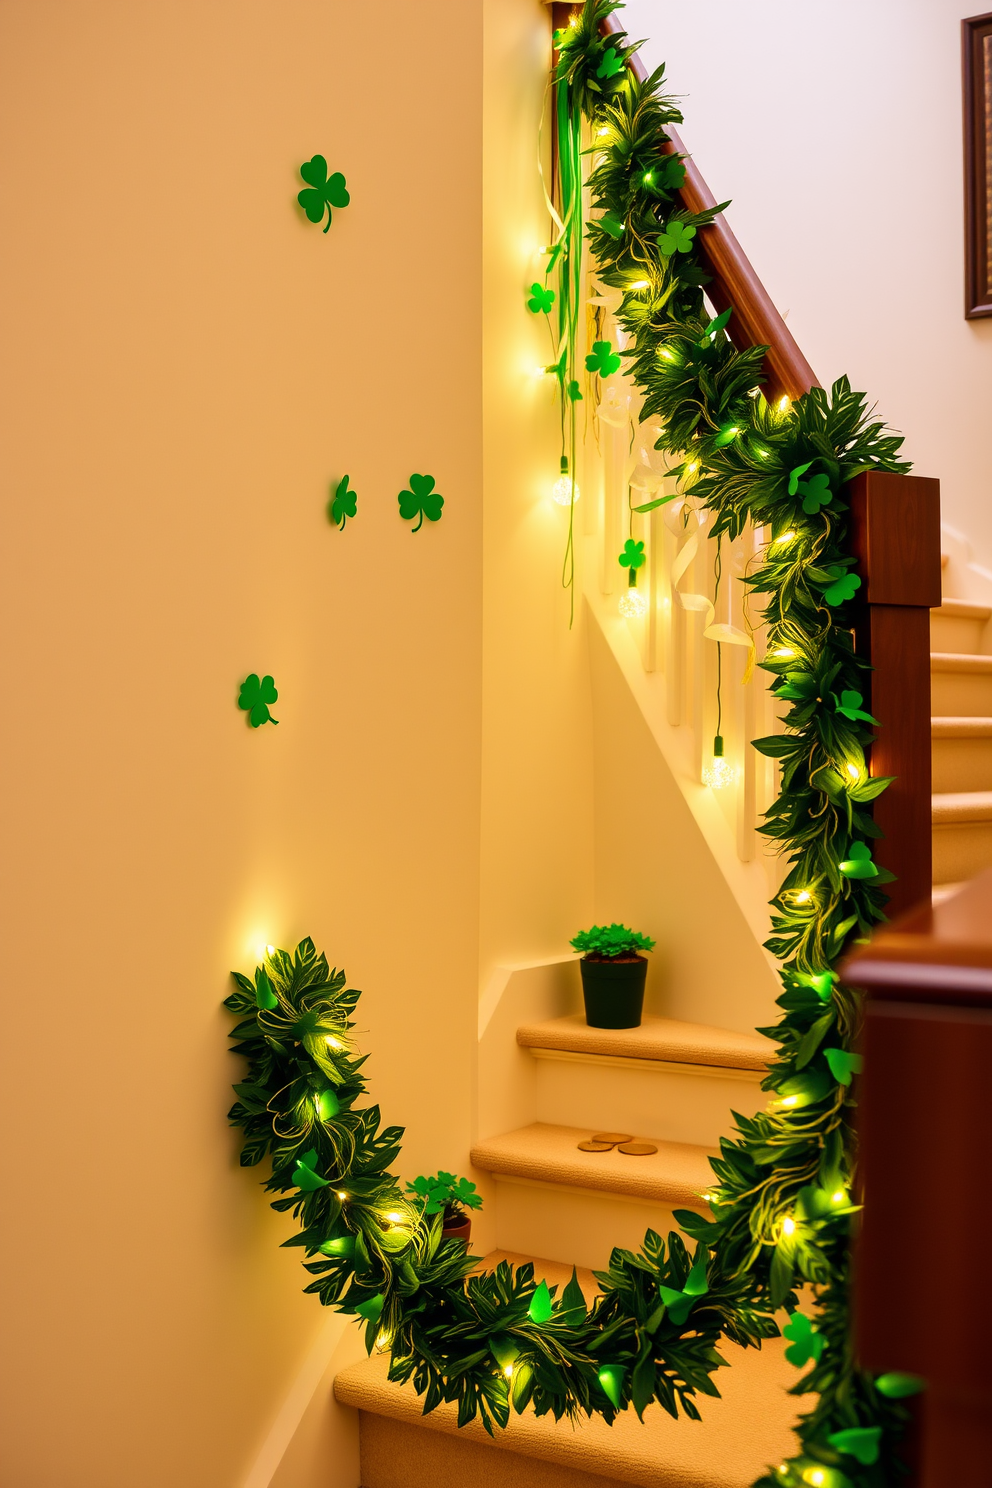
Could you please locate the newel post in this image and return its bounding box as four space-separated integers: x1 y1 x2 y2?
848 471 942 918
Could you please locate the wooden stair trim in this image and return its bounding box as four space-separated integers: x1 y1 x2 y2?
515 1014 772 1072
470 1123 716 1208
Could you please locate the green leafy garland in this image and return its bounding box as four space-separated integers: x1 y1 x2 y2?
225 5 923 1483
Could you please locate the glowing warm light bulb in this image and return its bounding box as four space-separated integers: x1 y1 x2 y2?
795 890 811 904
778 396 792 414
659 347 675 361
619 587 648 619
596 126 610 137
772 531 796 547
266 944 275 955
702 735 733 789
630 279 650 289
385 1211 403 1224
503 1365 514 1379
846 762 860 779
336 1191 348 1202
686 461 698 474
805 1471 825 1488
780 1095 799 1108
552 457 579 506
325 1035 343 1049
772 648 796 659
782 1216 796 1236
831 1190 846 1205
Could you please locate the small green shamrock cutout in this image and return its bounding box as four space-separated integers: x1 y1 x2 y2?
329 474 357 530
527 281 555 314
828 1427 882 1466
876 1372 925 1399
660 157 687 190
597 211 625 239
528 1279 554 1325
618 538 646 571
658 1253 708 1325
238 673 279 728
586 339 621 377
793 469 834 514
658 219 696 255
839 840 878 880
297 156 350 233
782 1311 825 1368
834 690 878 724
292 1149 330 1192
596 46 626 79
398 473 444 532
819 566 862 606
824 1047 864 1086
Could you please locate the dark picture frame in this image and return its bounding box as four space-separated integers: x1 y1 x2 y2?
964 12 992 318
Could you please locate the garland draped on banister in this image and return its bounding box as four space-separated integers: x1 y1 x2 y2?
225 5 922 1483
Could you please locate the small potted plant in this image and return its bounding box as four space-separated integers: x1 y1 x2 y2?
569 922 655 1029
405 1171 482 1245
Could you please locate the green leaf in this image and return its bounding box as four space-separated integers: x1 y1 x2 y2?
839 840 878 879
793 1012 834 1069
597 211 625 239
528 1279 553 1324
238 673 279 728
255 968 278 1009
876 1372 926 1398
828 1427 882 1466
398 473 444 532
597 1364 625 1408
824 1047 863 1086
298 156 350 233
293 1152 330 1192
834 689 879 724
595 45 625 79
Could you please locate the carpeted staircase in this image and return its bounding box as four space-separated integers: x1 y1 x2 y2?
931 560 992 891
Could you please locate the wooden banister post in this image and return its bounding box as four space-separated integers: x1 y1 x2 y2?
847 472 941 917
843 872 992 1486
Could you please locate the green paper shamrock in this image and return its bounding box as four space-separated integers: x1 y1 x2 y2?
585 339 621 377
297 156 350 233
254 968 278 1010
528 1279 554 1325
660 157 687 190
819 566 862 606
782 1310 825 1368
824 1047 864 1086
799 473 833 514
292 1149 329 1192
596 45 625 79
597 1365 625 1408
527 281 555 314
658 219 696 255
834 690 879 724
238 673 279 728
619 539 646 571
787 460 814 496
329 474 357 531
828 1427 882 1466
597 211 625 239
876 1372 925 1399
839 840 878 880
316 1088 340 1122
398 473 444 532
657 1253 708 1325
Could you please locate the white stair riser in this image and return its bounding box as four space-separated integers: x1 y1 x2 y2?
931 736 992 793
933 820 992 883
931 612 990 652
531 1053 765 1150
491 1177 702 1272
931 670 992 716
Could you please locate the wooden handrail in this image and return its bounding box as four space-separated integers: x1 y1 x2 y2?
844 871 992 1487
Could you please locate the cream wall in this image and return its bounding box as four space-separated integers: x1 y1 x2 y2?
0 4 484 1486
626 0 992 563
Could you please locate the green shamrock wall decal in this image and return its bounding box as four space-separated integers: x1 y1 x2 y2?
238 674 279 728
834 689 878 724
619 538 646 571
329 474 357 530
827 1427 882 1467
818 565 862 606
839 841 878 880
297 155 350 233
398 473 444 532
824 1047 864 1086
658 218 696 255
527 282 555 314
782 1310 825 1368
596 45 625 79
586 339 621 377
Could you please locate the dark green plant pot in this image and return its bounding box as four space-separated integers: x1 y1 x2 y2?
579 955 647 1029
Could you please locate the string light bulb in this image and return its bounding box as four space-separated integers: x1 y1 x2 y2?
325 1034 343 1049
772 531 796 547
619 566 648 618
336 1191 348 1202
552 456 580 506
702 735 734 789
846 762 860 779
778 396 792 414
781 1216 796 1236
795 890 812 905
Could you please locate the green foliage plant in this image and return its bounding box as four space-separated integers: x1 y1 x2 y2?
570 923 655 958
407 1172 483 1221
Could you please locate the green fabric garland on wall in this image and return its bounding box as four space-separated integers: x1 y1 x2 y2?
226 4 923 1483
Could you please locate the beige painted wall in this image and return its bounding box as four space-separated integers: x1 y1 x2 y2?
0 3 484 1485
627 0 992 562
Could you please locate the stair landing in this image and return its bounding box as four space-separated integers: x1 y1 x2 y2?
334 1252 801 1488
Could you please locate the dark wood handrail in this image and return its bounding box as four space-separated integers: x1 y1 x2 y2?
844 871 992 1486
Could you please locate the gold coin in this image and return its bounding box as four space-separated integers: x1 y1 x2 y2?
591 1131 633 1144
618 1141 658 1156
577 1140 614 1152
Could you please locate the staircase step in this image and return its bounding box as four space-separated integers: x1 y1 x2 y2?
931 716 992 738
931 653 992 716
516 1014 771 1072
334 1251 799 1488
931 601 992 652
930 718 992 792
471 1123 715 1209
932 791 992 883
